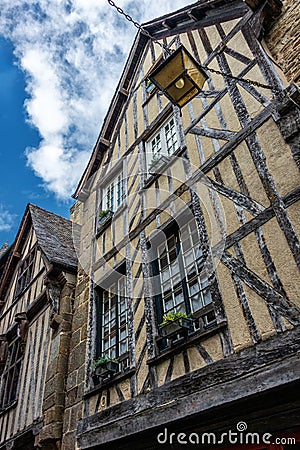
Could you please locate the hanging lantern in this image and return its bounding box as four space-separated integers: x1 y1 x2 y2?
148 45 208 108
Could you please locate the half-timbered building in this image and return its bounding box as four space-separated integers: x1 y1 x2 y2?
63 0 300 448
0 204 77 450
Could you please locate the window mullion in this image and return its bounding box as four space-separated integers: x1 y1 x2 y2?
176 232 191 315
96 290 102 358
114 178 117 211
161 128 167 156
115 288 120 359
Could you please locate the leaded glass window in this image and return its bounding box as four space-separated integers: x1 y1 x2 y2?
103 171 125 213
155 220 215 328
14 248 36 299
146 116 179 170
97 276 129 370
0 332 24 409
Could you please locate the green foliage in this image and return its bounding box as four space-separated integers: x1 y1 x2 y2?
98 210 111 219
149 155 161 168
92 354 118 370
160 311 189 327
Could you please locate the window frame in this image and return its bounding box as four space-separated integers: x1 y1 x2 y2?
101 170 126 214
13 247 36 299
96 160 127 235
145 115 180 172
95 272 130 373
151 219 217 347
0 324 26 411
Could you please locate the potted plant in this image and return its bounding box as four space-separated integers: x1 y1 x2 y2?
145 78 155 94
159 311 194 338
98 210 114 227
92 355 119 378
149 154 170 175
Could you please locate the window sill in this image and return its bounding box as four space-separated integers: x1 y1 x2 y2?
96 215 113 237
143 145 187 189
84 367 136 399
147 320 227 366
95 204 127 238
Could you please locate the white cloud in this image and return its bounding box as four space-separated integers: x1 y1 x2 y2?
0 0 191 199
0 205 15 232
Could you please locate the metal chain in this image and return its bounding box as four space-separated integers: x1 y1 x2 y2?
107 0 276 92
203 66 276 90
107 0 171 54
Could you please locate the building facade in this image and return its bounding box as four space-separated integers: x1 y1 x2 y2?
63 0 300 449
0 0 299 449
0 205 77 450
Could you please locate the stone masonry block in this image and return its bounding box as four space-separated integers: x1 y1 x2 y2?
44 405 65 425
66 369 78 391
69 341 86 372
59 334 72 356
38 421 63 443
62 407 71 434
65 386 78 408
62 430 77 450
69 403 83 431
70 329 81 351
72 304 88 332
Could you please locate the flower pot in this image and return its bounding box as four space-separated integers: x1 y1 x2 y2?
97 210 114 233
159 318 194 338
94 360 119 378
98 210 114 225
149 155 171 175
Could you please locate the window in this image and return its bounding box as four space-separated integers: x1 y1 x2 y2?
14 248 36 298
102 171 126 213
0 329 24 410
146 116 179 171
96 275 129 371
153 220 216 334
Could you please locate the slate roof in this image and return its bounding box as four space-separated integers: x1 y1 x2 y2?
29 204 78 272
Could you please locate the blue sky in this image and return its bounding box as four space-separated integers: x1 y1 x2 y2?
0 0 190 247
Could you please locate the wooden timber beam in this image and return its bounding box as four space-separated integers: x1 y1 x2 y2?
189 125 236 141
77 328 300 449
220 250 300 324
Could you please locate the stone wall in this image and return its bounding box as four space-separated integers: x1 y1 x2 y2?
265 0 300 85
61 269 90 450
36 273 76 450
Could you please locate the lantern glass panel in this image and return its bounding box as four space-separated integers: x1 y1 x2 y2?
151 51 184 90
149 45 208 108
176 87 200 108
165 75 195 103
183 51 207 89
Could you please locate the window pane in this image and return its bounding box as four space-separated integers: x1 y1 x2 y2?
151 134 162 158
117 173 125 207
174 289 184 306
203 288 212 305
99 275 129 363
0 337 23 408
164 118 178 155
106 183 114 211
156 220 214 321
161 267 171 282
189 279 200 296
14 249 36 298
164 296 174 312
102 170 126 214
183 250 194 266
